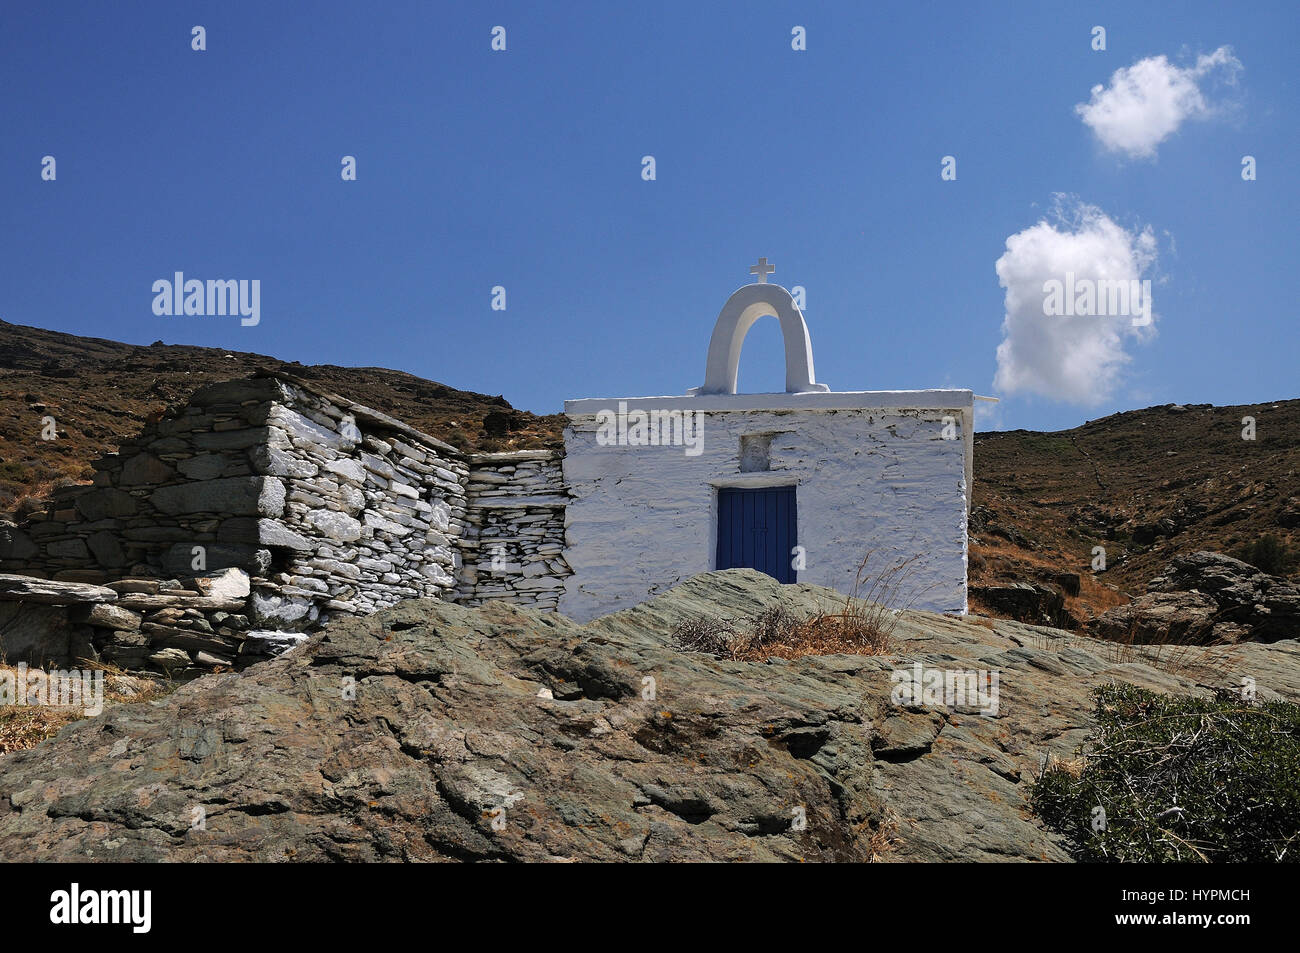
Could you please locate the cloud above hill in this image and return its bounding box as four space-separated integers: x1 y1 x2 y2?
994 197 1158 406
1075 47 1242 158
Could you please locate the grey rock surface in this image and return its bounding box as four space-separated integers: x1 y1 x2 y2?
1 569 1296 862
0 573 118 605
1090 551 1300 643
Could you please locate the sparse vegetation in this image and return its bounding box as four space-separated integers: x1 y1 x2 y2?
672 551 925 660
1086 611 1241 681
1231 533 1299 577
0 662 171 756
671 614 742 658
0 318 565 517
1033 683 1300 862
972 401 1300 621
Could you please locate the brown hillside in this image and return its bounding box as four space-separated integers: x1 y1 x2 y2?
971 400 1300 619
0 319 565 511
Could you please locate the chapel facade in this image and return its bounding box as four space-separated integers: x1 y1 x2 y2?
558 259 973 621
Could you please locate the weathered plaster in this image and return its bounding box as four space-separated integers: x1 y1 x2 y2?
559 393 972 623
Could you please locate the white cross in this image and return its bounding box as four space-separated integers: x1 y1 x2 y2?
749 257 774 283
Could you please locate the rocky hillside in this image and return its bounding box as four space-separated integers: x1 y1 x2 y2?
1 569 1296 862
0 319 565 510
970 399 1300 621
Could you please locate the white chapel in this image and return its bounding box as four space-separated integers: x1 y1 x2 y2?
557 259 974 623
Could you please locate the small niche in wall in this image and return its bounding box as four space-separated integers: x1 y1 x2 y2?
739 433 775 472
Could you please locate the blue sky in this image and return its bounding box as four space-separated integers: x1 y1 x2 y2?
2 1 1296 431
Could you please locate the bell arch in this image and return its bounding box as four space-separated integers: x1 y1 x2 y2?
691 284 830 395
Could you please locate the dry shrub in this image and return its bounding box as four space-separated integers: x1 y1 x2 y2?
744 611 893 662
1096 616 1239 686
0 662 171 756
1034 684 1300 862
789 550 934 659
672 551 930 661
671 615 742 659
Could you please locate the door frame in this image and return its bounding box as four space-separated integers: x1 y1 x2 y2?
710 480 799 580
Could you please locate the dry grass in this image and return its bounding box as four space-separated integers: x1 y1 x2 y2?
743 610 895 662
1023 610 1242 685
674 551 929 662
1095 617 1240 685
864 809 901 863
0 698 81 755
968 538 1132 625
1041 753 1087 780
0 661 171 756
675 611 899 663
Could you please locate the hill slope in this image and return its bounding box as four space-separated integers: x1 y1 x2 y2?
971 400 1300 619
0 319 565 509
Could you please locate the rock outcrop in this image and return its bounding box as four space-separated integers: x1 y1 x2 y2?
969 582 1078 629
2 570 1296 862
1088 551 1300 643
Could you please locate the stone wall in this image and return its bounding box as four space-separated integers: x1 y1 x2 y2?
2 379 293 582
455 451 572 611
0 568 297 678
0 374 580 641
236 377 471 627
0 374 474 630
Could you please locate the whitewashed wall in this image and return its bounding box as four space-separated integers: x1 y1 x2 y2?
560 392 972 623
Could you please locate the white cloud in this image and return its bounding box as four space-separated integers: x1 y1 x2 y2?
993 197 1158 406
973 399 1005 433
1075 46 1241 158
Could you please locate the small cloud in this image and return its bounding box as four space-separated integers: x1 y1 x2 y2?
1075 46 1242 159
993 196 1159 406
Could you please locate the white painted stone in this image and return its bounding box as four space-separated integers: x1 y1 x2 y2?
559 395 972 623
690 281 830 396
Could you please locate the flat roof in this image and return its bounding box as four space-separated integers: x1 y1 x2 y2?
565 389 975 416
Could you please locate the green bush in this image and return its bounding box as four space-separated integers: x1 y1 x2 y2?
1231 533 1299 576
1032 683 1300 862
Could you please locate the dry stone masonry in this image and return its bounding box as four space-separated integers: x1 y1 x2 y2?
0 567 293 679
455 451 569 610
1 373 573 676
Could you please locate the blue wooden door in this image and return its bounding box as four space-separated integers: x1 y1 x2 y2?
716 486 797 583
